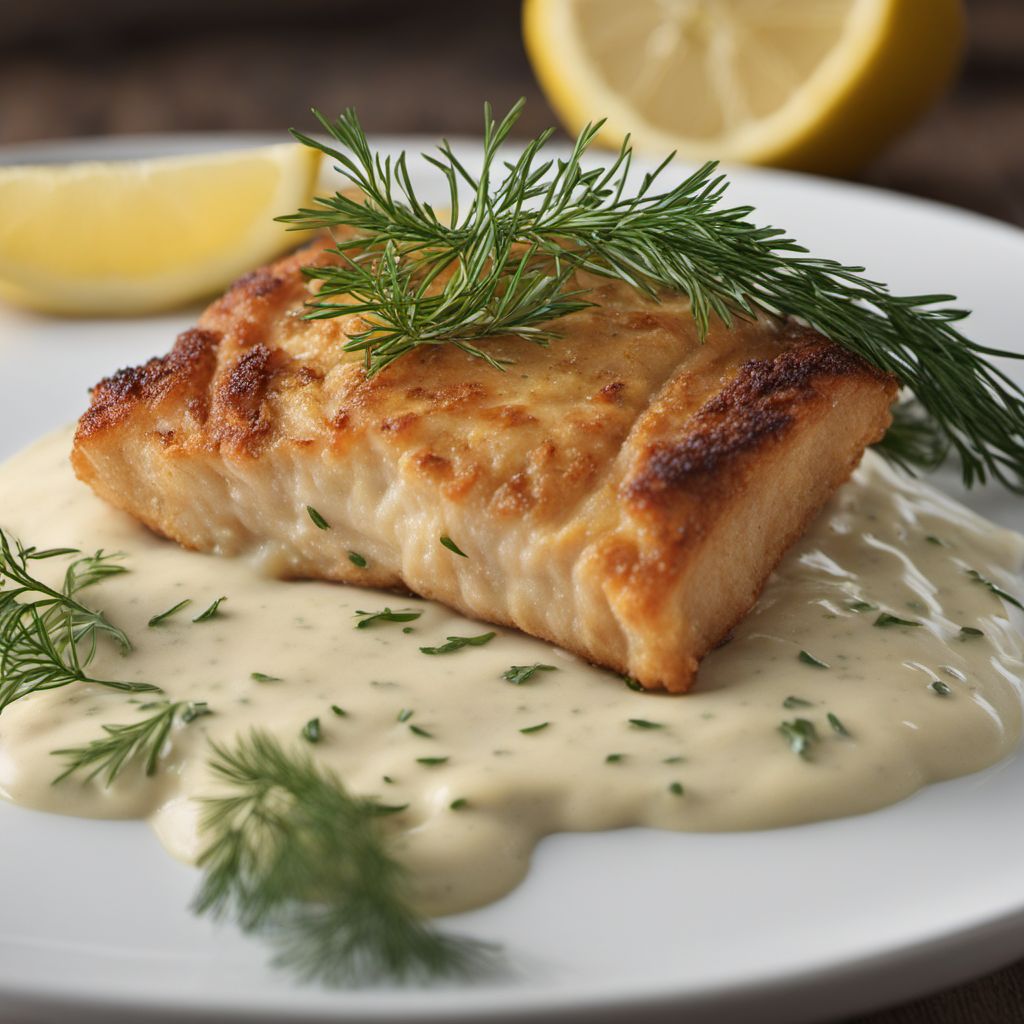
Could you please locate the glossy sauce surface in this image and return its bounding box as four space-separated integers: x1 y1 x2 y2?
1 430 1022 913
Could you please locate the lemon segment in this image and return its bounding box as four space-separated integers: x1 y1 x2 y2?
0 143 321 315
524 0 964 175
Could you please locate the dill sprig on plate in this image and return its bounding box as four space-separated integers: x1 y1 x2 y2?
52 699 212 785
192 730 492 984
280 100 1024 492
0 530 159 712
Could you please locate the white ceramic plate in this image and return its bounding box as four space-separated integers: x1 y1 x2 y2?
0 134 1022 1024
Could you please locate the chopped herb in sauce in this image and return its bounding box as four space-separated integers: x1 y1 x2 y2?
929 680 953 697
420 632 496 655
783 696 813 709
668 781 685 796
605 753 625 763
779 718 818 759
827 712 851 737
409 724 433 738
798 650 830 669
372 803 409 816
251 672 282 683
355 607 422 629
416 756 449 766
302 718 321 743
449 798 469 811
966 569 1023 610
622 675 645 692
193 597 227 623
397 708 414 722
519 722 550 734
662 755 685 764
148 599 192 627
960 625 985 638
331 705 348 717
847 599 877 613
181 701 212 724
348 551 368 568
874 612 921 628
502 663 557 685
439 535 468 557
629 718 663 730
925 534 946 546
306 506 330 530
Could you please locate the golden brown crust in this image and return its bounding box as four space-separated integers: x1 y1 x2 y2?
72 238 898 693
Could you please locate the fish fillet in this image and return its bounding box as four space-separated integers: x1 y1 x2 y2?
72 239 897 691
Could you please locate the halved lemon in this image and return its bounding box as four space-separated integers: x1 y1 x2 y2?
523 0 964 174
0 142 320 316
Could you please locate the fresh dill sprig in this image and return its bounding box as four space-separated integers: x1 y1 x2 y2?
0 530 158 712
282 101 1024 492
52 699 211 785
303 233 588 378
192 730 491 984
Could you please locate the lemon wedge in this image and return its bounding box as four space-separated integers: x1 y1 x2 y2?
523 0 963 174
0 142 320 315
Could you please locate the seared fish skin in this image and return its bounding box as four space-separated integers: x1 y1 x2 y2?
73 240 897 691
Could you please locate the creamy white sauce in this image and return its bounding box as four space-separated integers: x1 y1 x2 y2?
1 429 1023 914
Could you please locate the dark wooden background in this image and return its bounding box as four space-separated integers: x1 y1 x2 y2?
1 1 1023 1021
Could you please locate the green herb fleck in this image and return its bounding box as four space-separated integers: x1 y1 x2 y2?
302 718 321 743
925 535 946 546
355 607 422 629
193 597 227 623
416 756 449 767
779 718 819 760
668 782 685 797
629 718 663 730
519 722 549 734
372 803 409 816
966 569 1023 610
783 696 813 709
847 599 877 613
449 798 469 811
382 775 395 784
397 708 414 722
622 675 645 692
959 625 984 638
420 632 496 655
409 724 433 738
331 705 348 717
251 672 283 683
181 701 212 724
874 612 921 628
929 680 953 697
348 551 368 568
148 599 192 627
827 712 851 737
502 663 557 685
605 753 625 763
662 755 685 764
439 535 468 558
306 506 330 530
798 650 830 669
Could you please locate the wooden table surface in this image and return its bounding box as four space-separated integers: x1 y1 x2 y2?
1 1 1022 1021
